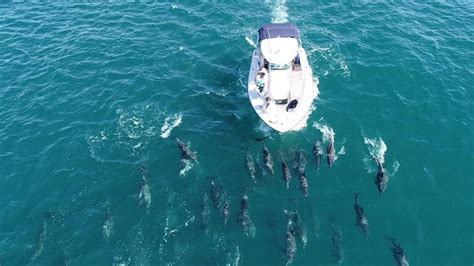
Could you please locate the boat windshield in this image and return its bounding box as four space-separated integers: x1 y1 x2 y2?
270 63 290 70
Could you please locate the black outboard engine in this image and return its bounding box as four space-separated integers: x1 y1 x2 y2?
286 99 298 111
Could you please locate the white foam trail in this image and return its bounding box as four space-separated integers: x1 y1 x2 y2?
113 256 131 266
132 142 143 155
245 36 257 48
291 113 310 132
266 0 289 23
338 145 346 155
314 77 320 99
313 122 335 143
160 113 182 139
416 219 424 243
307 44 351 77
363 136 387 165
163 213 195 242
139 182 151 210
179 159 193 177
31 220 47 261
255 120 272 135
363 157 375 173
391 160 400 176
103 216 114 240
87 131 107 160
226 246 241 266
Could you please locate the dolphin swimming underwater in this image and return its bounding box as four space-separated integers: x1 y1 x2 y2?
386 237 409 266
298 171 309 198
313 139 323 169
210 180 223 209
176 138 197 161
138 167 151 210
281 155 292 189
354 193 369 236
262 144 274 176
284 209 308 249
327 135 336 168
237 194 256 238
245 153 257 183
285 218 297 265
330 219 345 265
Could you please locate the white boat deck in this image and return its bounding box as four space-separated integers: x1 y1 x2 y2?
248 48 316 132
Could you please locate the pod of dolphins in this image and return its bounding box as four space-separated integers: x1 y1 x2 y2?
242 137 407 265
28 136 407 264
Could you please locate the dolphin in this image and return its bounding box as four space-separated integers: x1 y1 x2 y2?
245 153 257 183
354 193 369 236
298 171 309 198
313 139 323 169
176 138 197 161
375 161 389 195
285 219 297 265
222 201 230 225
281 156 292 189
330 220 345 265
237 195 256 238
102 202 113 240
201 193 211 233
210 180 222 209
307 203 321 239
284 210 308 249
31 214 50 262
386 237 409 266
297 150 307 175
227 246 241 266
138 168 151 210
263 144 274 176
327 135 336 168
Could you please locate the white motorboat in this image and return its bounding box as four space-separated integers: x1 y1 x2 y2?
248 23 317 132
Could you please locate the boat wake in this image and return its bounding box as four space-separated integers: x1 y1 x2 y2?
255 120 273 135
314 77 320 98
306 43 351 77
266 0 289 23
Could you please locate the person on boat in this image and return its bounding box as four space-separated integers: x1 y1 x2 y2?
256 68 267 93
256 72 265 92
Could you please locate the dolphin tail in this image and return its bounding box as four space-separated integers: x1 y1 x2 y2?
354 192 360 201
384 236 398 246
279 151 286 161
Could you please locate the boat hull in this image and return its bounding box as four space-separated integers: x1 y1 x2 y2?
247 48 317 132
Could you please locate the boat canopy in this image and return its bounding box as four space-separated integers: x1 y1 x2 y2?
258 23 300 42
260 38 299 65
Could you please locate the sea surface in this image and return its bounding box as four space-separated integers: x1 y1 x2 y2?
0 1 473 265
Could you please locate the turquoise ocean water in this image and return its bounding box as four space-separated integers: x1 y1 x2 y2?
1 1 473 265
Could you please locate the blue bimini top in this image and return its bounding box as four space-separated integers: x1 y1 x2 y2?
258 23 300 42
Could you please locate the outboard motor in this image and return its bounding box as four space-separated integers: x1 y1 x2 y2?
286 99 298 111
